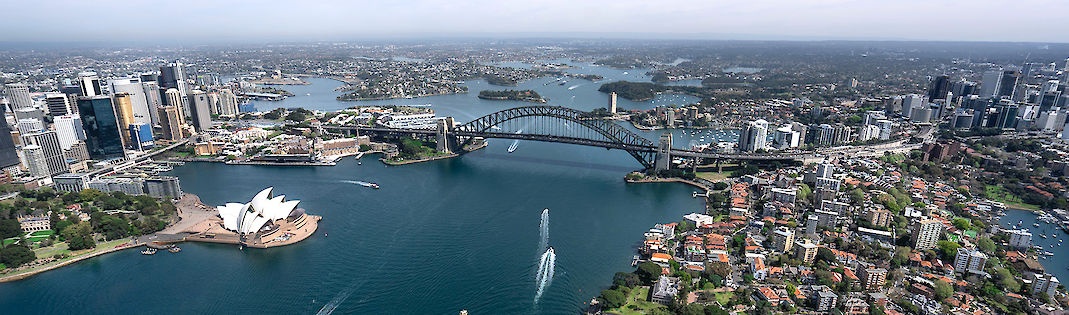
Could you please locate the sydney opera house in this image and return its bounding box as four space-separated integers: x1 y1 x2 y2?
195 187 320 248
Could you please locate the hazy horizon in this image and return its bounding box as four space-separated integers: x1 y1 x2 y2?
3 0 1068 43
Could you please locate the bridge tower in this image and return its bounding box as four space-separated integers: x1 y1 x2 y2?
654 132 672 173
436 117 455 154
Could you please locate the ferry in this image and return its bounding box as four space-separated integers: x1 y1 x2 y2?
141 248 157 255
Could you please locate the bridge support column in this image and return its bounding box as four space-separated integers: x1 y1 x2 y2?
716 159 723 173
436 118 454 154
654 132 672 173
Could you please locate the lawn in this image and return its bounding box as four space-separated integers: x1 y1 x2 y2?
696 171 732 182
30 230 54 237
606 286 669 315
713 291 734 305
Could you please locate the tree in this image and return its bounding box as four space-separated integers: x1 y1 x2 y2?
951 218 971 231
599 289 626 309
816 247 836 264
977 237 996 254
612 272 641 288
62 222 96 251
679 303 705 315
637 261 663 285
0 245 36 268
933 279 953 300
0 219 21 239
705 304 729 315
936 241 960 261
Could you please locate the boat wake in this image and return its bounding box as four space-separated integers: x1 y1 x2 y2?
567 84 582 90
316 287 355 315
342 180 379 188
538 208 549 250
534 247 556 303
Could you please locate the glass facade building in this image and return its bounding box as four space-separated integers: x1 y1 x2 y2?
77 96 126 160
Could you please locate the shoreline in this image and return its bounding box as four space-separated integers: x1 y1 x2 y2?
0 239 143 283
625 176 711 193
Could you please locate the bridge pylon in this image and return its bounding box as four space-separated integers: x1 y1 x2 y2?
654 132 672 173
436 117 455 154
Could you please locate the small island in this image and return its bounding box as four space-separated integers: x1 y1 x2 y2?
598 81 668 101
477 89 546 103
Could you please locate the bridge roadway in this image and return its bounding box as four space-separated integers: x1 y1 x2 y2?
86 138 191 179
320 125 921 162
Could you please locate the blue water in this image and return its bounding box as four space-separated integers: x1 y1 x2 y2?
999 209 1069 282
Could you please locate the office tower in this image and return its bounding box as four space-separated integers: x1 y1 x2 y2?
20 131 67 176
950 80 977 98
16 118 44 134
78 72 103 97
910 218 943 250
187 90 211 132
76 96 126 160
927 75 950 102
609 92 618 114
14 107 44 122
902 94 924 117
980 69 1003 98
112 93 136 146
159 61 189 101
158 106 183 140
217 88 239 116
772 125 800 149
53 115 85 150
45 93 75 116
65 141 90 162
3 83 33 111
140 72 157 83
163 88 186 124
110 78 152 125
21 145 48 177
998 70 1021 99
0 105 20 168
129 123 154 151
141 81 162 125
738 119 768 152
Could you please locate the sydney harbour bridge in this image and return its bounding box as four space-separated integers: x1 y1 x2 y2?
324 106 913 171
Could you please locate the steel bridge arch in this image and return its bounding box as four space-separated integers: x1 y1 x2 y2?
454 106 658 168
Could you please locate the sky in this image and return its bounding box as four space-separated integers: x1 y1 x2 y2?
4 0 1068 43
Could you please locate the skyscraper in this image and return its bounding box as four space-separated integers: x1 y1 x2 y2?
112 93 136 146
980 69 1003 98
3 83 33 111
902 94 924 117
20 131 67 176
998 70 1021 100
16 118 44 134
53 115 85 150
110 78 153 125
129 123 154 151
187 90 211 132
217 88 239 116
142 81 162 125
21 145 49 178
158 106 183 140
76 96 126 160
163 88 186 124
45 92 75 116
158 61 188 97
78 72 103 97
927 75 950 102
0 105 21 168
738 119 769 152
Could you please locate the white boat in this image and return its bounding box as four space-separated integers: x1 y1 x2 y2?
352 181 380 189
507 140 519 153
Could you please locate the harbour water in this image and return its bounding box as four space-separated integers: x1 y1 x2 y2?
999 209 1069 283
0 63 726 314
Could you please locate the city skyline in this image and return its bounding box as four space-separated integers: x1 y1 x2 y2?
2 0 1068 43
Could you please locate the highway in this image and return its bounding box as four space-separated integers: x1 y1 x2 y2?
86 138 191 179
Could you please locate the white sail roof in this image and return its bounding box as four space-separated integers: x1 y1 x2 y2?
216 187 301 234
